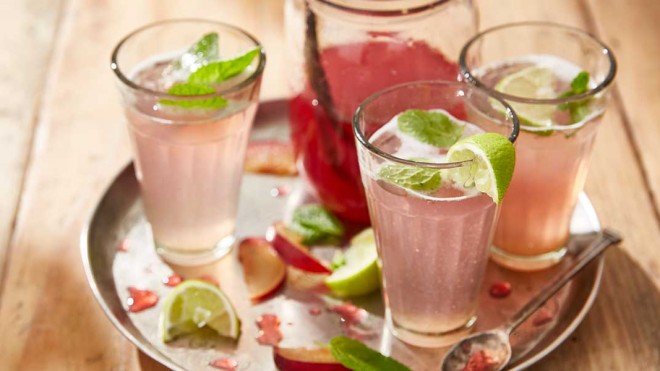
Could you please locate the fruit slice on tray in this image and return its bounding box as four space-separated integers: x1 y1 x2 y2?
326 228 380 298
267 222 332 274
273 347 349 371
244 140 298 176
159 280 240 342
238 237 287 301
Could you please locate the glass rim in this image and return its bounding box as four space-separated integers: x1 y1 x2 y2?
459 21 617 105
110 18 266 100
353 80 520 170
313 0 451 16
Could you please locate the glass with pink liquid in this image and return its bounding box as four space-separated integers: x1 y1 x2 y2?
354 81 519 347
460 22 617 271
111 20 265 265
285 0 477 224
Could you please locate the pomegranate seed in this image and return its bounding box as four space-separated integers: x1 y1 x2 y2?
489 281 512 298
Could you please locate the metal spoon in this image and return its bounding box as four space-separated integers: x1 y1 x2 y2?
441 228 622 371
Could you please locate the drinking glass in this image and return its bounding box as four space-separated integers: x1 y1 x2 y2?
460 22 616 271
111 19 265 265
353 81 519 347
285 0 478 224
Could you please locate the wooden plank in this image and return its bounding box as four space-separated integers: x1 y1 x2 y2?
0 0 63 296
476 0 660 369
585 0 660 217
0 0 286 369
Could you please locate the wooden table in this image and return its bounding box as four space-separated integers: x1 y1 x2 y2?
0 0 658 369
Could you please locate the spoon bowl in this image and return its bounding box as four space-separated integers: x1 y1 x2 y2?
441 330 511 371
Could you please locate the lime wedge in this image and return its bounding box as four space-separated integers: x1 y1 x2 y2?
325 228 380 297
159 280 240 342
447 133 515 204
492 66 557 130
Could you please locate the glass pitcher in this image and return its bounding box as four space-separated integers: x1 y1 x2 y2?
285 0 478 224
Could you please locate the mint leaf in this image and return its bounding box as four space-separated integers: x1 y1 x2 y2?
188 32 219 61
397 109 464 147
570 71 590 94
188 47 261 84
378 163 441 192
160 83 227 109
558 71 592 123
290 204 344 245
174 32 219 71
329 336 410 371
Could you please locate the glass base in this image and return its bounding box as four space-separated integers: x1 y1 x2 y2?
386 309 476 348
490 244 567 272
155 235 236 266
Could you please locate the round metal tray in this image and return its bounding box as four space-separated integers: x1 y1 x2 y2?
81 100 603 371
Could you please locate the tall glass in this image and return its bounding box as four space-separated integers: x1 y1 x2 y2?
286 0 478 224
354 81 519 347
111 20 265 266
460 22 616 271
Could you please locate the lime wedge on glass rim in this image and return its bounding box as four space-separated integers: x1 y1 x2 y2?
159 280 240 342
492 66 557 133
325 228 380 298
447 133 515 204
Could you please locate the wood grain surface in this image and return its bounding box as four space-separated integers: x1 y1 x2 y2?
0 0 657 370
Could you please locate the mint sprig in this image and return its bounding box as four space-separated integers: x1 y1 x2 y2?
378 163 441 192
160 33 261 109
397 109 464 147
188 48 260 84
289 204 345 245
329 336 411 371
161 83 227 109
558 71 592 123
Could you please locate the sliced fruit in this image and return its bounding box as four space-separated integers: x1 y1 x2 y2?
245 140 298 176
238 237 286 301
159 280 240 342
447 133 515 204
325 228 380 298
492 66 557 130
274 347 349 371
267 222 332 274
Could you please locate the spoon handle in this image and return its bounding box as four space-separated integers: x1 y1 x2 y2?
504 228 622 332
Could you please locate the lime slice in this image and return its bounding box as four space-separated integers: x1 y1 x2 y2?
159 280 240 342
325 228 380 297
447 133 515 204
493 66 557 130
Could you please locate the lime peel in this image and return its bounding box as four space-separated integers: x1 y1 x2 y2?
159 280 240 342
447 133 515 204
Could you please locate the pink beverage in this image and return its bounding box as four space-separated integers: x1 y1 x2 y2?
126 78 257 254
364 112 497 347
460 23 616 271
476 56 601 263
354 81 518 347
112 20 265 265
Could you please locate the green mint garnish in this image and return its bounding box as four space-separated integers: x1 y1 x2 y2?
378 163 441 192
188 32 219 61
188 47 261 84
329 336 411 371
161 83 227 109
290 204 345 245
558 71 592 123
174 32 219 71
397 109 464 147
